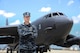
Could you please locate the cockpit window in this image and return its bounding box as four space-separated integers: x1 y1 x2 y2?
45 14 51 18
59 13 64 15
48 14 51 17
53 13 58 16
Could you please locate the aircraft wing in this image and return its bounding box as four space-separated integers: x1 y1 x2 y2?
0 36 14 44
0 26 18 44
59 34 80 47
0 26 18 36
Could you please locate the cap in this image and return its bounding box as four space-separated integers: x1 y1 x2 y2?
23 12 30 17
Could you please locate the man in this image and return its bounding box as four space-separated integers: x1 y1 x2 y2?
17 12 38 53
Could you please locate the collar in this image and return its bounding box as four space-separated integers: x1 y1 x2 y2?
22 23 31 27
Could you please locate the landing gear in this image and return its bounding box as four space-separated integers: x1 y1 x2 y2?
39 48 47 53
37 45 50 53
6 48 13 53
7 48 9 53
40 49 44 53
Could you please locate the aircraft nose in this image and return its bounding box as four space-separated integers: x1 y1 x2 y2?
56 18 73 34
57 18 73 28
70 19 73 24
67 19 73 26
63 19 73 33
63 19 73 31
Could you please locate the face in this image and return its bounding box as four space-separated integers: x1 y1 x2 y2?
24 16 30 23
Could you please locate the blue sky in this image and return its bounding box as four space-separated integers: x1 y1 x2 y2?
0 0 80 49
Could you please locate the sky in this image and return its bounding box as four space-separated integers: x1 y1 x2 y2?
0 0 80 49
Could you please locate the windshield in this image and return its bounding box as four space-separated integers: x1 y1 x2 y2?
53 13 58 16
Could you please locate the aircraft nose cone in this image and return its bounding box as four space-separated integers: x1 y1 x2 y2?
71 20 73 24
68 19 73 26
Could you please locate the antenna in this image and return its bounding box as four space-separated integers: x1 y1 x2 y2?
6 18 8 26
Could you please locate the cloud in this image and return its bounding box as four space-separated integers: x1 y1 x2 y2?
0 10 16 18
3 12 15 18
67 0 74 6
39 7 51 12
9 20 21 25
72 14 80 24
0 10 5 15
75 31 80 35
